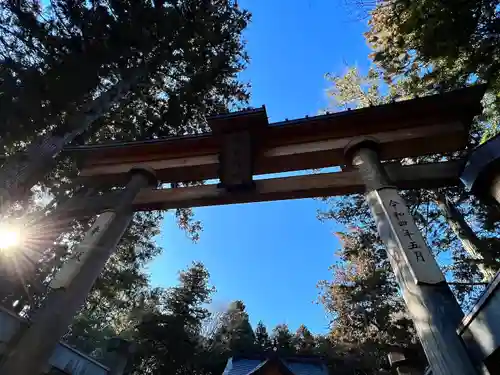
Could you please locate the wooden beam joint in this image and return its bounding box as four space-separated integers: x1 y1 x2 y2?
217 130 256 192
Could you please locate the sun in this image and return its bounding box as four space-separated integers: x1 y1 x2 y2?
0 225 21 251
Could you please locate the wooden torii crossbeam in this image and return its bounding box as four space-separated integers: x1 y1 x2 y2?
57 160 462 217
63 86 483 214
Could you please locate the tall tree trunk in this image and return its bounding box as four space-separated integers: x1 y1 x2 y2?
433 191 497 281
0 63 152 207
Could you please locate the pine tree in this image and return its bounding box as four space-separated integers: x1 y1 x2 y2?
0 0 251 353
364 0 500 142
271 324 294 356
166 262 214 331
319 230 419 351
0 0 251 202
293 325 316 355
433 191 498 281
320 66 499 306
214 300 256 355
254 321 272 351
131 262 215 375
317 65 499 371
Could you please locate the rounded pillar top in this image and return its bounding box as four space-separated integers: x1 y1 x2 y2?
461 133 500 196
343 136 381 167
128 166 158 186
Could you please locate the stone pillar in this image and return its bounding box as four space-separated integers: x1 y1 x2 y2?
345 139 478 375
0 168 156 375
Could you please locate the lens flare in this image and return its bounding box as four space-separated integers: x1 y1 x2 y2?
0 225 21 251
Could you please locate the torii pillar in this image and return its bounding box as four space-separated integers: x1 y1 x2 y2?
0 167 157 375
345 139 478 375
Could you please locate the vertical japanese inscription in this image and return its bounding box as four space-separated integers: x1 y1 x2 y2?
388 199 426 264
368 189 445 284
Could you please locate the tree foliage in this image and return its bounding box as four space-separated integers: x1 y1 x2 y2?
84 262 375 375
131 262 214 375
0 0 250 145
293 324 316 355
365 0 500 141
213 300 256 355
318 229 422 371
4 1 500 374
318 0 500 368
0 0 251 366
320 66 500 302
255 321 272 351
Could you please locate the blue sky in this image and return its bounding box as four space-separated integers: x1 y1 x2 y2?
148 1 372 334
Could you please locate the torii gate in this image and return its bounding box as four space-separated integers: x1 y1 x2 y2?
0 85 490 375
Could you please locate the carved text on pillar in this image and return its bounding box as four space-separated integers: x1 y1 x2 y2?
368 189 445 284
